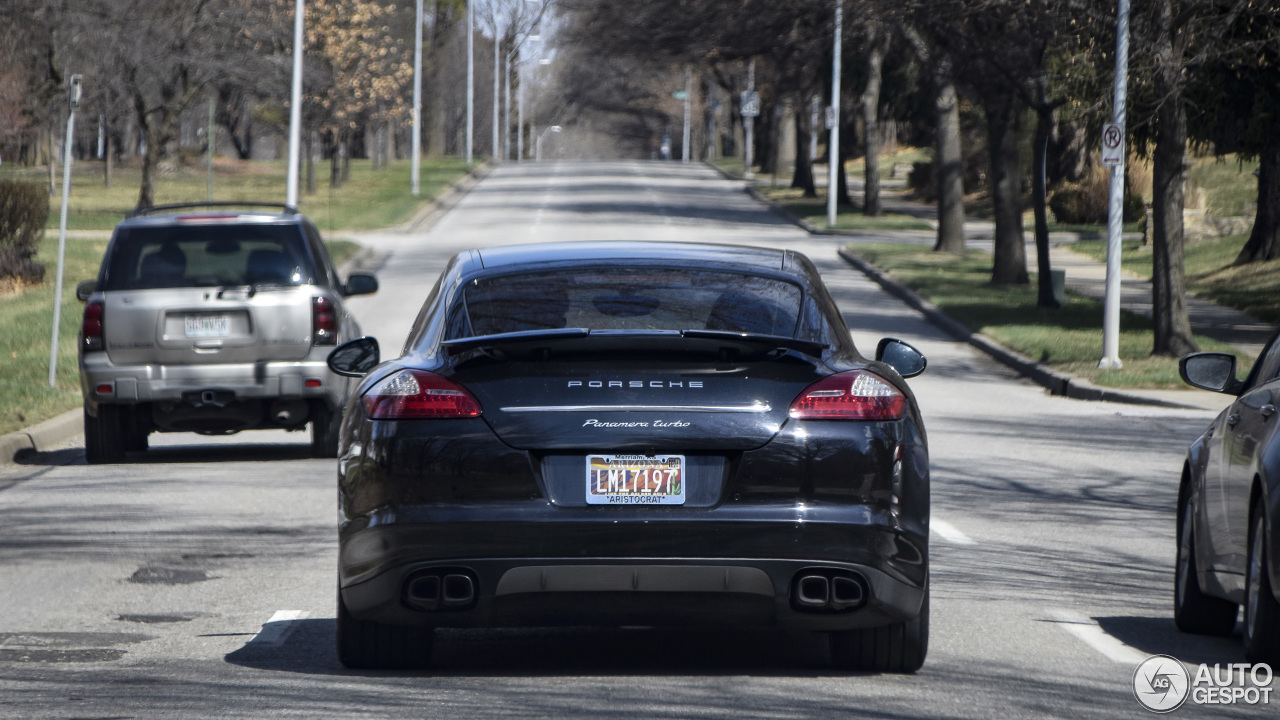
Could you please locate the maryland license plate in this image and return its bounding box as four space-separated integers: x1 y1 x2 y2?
585 454 685 505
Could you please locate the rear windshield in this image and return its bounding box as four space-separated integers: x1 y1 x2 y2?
452 267 804 337
101 224 317 291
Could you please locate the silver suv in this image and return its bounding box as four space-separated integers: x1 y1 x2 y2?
76 203 377 463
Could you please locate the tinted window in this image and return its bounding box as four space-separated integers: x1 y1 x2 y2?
102 224 317 290
454 268 804 337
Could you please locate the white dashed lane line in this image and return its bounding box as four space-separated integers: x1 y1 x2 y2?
931 518 976 545
248 610 310 647
1047 608 1147 665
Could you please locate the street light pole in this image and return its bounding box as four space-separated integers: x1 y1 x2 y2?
682 66 691 163
466 0 474 165
49 75 81 389
492 18 500 160
411 0 423 196
285 0 304 208
1099 0 1130 370
827 0 842 228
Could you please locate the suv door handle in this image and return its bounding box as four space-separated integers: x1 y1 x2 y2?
1227 414 1241 427
1262 405 1277 419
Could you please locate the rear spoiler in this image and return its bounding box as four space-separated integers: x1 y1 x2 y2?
442 328 827 357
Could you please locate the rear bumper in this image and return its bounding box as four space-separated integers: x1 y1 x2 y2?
339 504 928 631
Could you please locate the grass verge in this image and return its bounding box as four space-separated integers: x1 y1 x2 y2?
844 243 1253 389
760 187 934 232
1066 233 1280 323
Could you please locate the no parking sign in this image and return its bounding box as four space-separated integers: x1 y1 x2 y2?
1101 123 1124 167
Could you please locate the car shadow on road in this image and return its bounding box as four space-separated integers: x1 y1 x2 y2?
225 618 841 678
1094 615 1245 667
11 442 314 468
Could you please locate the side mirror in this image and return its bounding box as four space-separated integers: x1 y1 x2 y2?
75 280 97 302
343 272 379 297
875 337 927 379
328 336 380 377
1180 352 1241 395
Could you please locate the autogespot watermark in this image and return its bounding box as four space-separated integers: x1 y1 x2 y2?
1133 654 1274 713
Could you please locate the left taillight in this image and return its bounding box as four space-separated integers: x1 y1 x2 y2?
362 370 482 419
313 296 336 346
82 300 104 351
788 370 906 421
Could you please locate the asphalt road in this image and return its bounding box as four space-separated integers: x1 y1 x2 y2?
0 161 1271 719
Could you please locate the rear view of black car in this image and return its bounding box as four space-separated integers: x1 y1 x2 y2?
329 242 930 672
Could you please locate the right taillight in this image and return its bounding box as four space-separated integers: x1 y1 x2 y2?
788 370 905 421
362 370 482 419
82 301 104 351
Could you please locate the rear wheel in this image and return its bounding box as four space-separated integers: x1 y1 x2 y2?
830 585 928 673
123 407 150 453
1174 498 1237 635
1244 498 1280 664
310 404 341 458
336 588 433 670
83 404 125 464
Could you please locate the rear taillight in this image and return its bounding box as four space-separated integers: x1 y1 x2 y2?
82 301 104 351
789 370 906 421
313 296 336 346
362 370 482 419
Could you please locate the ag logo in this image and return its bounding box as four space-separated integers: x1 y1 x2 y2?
1134 654 1191 713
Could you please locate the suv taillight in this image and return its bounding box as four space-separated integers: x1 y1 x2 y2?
313 296 336 346
82 301 104 351
362 370 482 419
789 370 905 421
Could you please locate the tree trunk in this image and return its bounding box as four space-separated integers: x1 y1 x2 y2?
861 29 889 217
1236 134 1280 263
1150 0 1199 356
791 110 816 197
305 131 316 195
835 120 855 207
104 132 114 188
985 88 1028 284
934 73 965 253
1032 105 1058 308
47 122 56 197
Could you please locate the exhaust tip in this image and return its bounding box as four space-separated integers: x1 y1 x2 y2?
403 568 477 612
796 575 831 606
442 574 475 606
791 569 868 613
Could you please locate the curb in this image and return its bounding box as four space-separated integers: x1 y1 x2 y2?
835 249 1198 410
1 163 495 466
0 408 82 467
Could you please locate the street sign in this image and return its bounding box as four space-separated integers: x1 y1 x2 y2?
825 106 836 130
740 91 759 118
1101 123 1124 167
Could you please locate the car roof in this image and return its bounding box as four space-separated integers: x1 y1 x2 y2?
116 211 304 229
474 241 790 272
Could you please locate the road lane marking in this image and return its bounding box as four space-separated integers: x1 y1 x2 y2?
1048 609 1146 665
249 610 309 647
931 519 976 545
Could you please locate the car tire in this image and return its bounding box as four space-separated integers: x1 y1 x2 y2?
829 584 928 673
1243 497 1280 664
123 407 149 453
1174 498 1237 635
336 589 433 670
311 404 341 459
84 404 125 465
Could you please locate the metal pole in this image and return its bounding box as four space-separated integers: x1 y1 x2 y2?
504 50 511 161
810 97 819 162
206 95 215 202
682 66 692 163
466 0 474 165
827 0 842 228
493 21 500 160
49 79 79 388
411 0 423 196
744 59 755 178
517 64 524 163
1099 0 1130 370
285 0 304 208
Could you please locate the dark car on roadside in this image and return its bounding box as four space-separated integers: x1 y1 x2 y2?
327 241 930 672
1175 333 1280 664
77 203 378 463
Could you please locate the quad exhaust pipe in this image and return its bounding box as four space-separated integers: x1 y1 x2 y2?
792 569 867 612
403 569 477 611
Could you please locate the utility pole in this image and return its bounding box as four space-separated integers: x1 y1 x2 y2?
744 59 755 178
827 0 842 228
1099 0 1130 370
682 66 692 163
49 75 81 388
466 0 474 165
411 0 423 196
285 0 303 208
206 95 215 202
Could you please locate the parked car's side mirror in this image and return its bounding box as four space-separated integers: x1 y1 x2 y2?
343 272 379 297
875 337 927 379
75 280 97 302
1180 352 1242 395
328 336 380 377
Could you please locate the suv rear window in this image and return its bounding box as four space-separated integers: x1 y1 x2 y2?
453 267 803 338
101 224 318 291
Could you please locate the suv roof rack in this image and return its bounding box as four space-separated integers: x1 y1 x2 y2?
125 202 299 219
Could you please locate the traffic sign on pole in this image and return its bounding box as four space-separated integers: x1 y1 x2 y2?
1101 122 1124 167
740 91 760 118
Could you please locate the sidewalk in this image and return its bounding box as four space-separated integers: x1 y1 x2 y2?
730 162 1276 411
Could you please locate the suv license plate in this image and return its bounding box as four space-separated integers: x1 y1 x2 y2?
585 454 685 505
185 315 230 338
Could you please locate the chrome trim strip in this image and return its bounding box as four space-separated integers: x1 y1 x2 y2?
500 403 772 413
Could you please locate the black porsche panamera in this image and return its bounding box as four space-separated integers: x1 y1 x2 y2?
327 241 930 672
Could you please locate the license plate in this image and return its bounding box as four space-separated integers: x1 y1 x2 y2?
185 314 230 338
586 454 685 505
